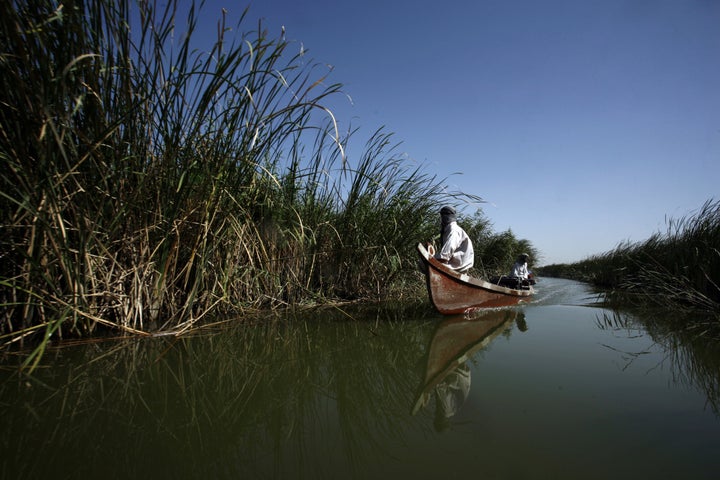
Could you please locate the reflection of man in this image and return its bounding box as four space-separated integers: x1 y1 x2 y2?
515 312 528 332
434 363 471 432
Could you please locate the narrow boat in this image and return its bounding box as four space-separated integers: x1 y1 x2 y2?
417 242 533 315
411 308 518 416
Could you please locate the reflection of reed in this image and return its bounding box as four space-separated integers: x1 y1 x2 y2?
595 309 720 414
0 304 438 478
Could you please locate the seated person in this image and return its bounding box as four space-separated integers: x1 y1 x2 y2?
508 253 531 286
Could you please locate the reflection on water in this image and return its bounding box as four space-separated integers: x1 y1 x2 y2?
432 364 470 431
1 278 720 479
0 308 436 479
595 308 720 416
412 309 520 432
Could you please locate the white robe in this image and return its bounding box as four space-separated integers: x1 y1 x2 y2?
435 221 474 273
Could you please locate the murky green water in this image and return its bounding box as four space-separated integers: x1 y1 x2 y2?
2 278 719 479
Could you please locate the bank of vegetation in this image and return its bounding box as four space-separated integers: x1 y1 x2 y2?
0 0 534 363
537 199 720 316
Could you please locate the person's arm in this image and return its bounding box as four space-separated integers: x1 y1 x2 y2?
520 264 529 279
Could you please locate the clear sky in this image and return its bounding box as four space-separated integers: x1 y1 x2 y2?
193 0 719 265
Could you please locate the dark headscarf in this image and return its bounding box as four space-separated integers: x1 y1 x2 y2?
439 206 456 244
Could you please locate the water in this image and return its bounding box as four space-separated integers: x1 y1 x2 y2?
1 278 719 479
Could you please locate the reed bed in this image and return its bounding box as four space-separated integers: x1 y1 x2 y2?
538 199 720 316
0 0 466 359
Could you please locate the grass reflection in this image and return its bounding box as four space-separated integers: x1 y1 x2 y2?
596 309 720 415
0 304 438 478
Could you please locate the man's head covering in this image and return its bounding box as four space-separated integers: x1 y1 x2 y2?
440 206 456 215
440 206 456 226
438 206 457 245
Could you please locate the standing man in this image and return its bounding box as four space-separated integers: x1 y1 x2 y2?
428 206 474 273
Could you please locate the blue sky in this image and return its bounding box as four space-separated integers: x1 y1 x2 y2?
192 0 719 265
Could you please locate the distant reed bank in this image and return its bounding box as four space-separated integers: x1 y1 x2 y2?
538 199 720 315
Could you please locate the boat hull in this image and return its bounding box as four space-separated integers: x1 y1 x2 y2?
417 243 533 314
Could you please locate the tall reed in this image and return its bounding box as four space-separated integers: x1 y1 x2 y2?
0 0 459 359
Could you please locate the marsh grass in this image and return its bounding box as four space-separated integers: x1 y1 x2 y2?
539 199 720 318
0 0 466 362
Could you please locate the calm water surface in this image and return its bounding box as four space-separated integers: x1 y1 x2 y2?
2 278 719 479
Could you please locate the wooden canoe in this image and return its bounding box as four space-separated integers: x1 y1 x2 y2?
411 308 518 415
417 242 533 315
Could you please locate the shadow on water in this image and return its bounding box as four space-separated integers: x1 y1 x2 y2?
1 278 720 479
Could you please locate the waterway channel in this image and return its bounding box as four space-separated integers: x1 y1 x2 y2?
1 277 719 479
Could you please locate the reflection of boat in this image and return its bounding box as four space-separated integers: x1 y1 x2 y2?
412 308 518 416
417 243 533 315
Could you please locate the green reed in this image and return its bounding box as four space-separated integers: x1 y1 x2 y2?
539 199 720 314
0 0 461 359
